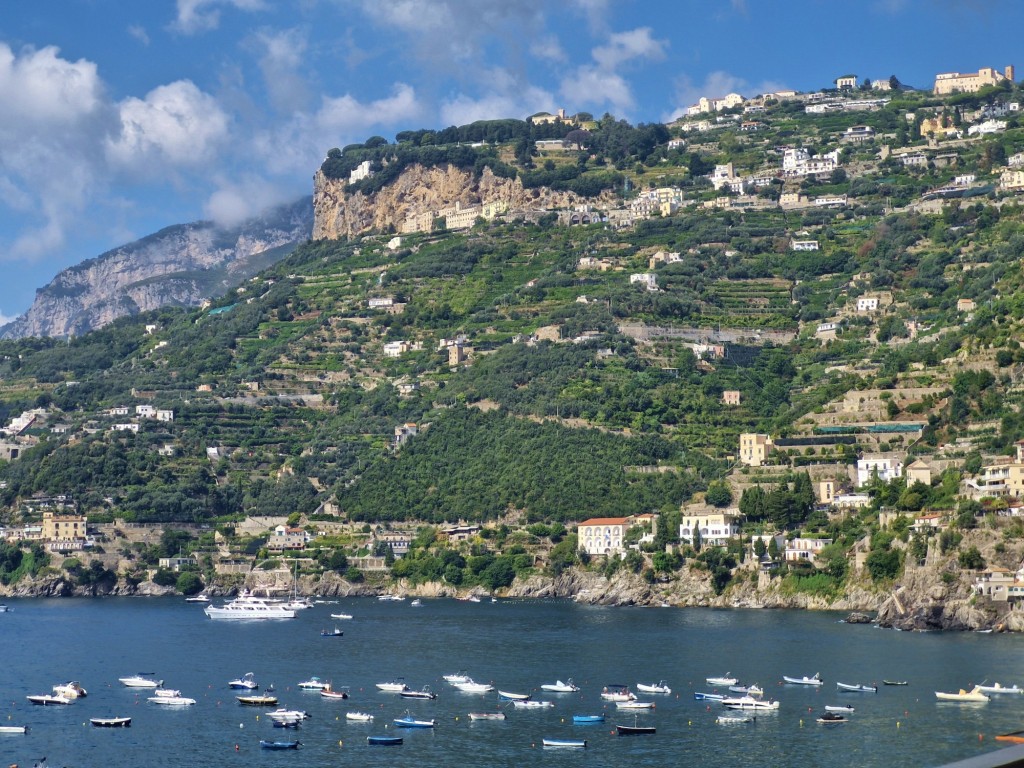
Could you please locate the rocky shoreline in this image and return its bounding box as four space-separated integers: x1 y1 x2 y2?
1 564 1012 633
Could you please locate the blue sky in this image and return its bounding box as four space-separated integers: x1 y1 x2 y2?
0 0 1021 320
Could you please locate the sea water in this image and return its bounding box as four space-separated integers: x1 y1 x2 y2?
0 597 1020 767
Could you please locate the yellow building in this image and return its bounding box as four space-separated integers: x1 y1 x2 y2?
739 433 773 467
578 517 631 556
42 510 87 542
934 65 1014 95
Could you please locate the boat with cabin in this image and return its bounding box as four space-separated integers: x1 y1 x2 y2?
320 627 343 637
376 680 410 692
204 592 295 620
52 682 87 699
825 705 855 713
443 672 471 684
320 684 349 700
297 676 328 691
228 672 258 690
346 712 374 722
722 695 780 711
148 694 196 706
184 594 210 603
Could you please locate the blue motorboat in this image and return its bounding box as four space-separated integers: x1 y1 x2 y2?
259 740 301 750
572 714 605 724
367 735 403 746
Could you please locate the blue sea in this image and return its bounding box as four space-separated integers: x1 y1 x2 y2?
0 598 1021 767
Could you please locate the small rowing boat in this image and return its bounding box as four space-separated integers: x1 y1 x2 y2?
90 717 131 728
367 735 402 746
542 738 586 748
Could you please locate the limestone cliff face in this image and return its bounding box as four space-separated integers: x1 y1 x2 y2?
313 164 614 240
2 197 313 340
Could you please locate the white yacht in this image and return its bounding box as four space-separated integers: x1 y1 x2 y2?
119 675 163 688
204 593 296 620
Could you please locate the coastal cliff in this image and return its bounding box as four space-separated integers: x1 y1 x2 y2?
1 197 313 339
312 164 613 241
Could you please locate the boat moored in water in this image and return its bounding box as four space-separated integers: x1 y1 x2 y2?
0 725 28 734
119 675 162 688
722 695 780 711
935 686 990 702
468 712 506 721
978 682 1023 694
837 682 877 692
572 714 605 724
259 739 301 750
706 673 738 686
367 735 402 745
237 694 279 706
393 715 436 728
90 717 131 728
346 711 374 722
228 672 258 690
376 680 410 693
600 684 636 702
204 592 295 620
27 694 71 706
542 738 586 748
400 686 437 700
783 673 823 686
540 679 579 693
637 681 671 694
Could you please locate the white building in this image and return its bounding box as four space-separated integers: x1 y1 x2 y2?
785 537 833 565
857 455 904 487
368 297 395 309
349 160 373 184
679 510 741 547
791 239 819 251
136 405 155 418
630 273 658 291
578 517 631 556
856 296 879 313
155 409 174 422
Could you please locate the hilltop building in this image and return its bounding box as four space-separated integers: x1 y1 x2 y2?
934 65 1014 95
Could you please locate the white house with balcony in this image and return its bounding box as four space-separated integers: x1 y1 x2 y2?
679 510 742 547
785 537 833 565
578 517 630 556
857 454 904 487
630 273 658 291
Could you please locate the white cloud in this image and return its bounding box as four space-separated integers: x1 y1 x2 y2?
127 25 150 45
592 28 667 71
663 70 789 122
0 44 113 260
251 27 312 114
106 80 230 172
205 173 289 227
529 34 566 63
560 27 667 116
441 68 556 124
172 0 267 34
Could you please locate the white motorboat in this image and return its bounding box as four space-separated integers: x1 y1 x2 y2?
936 686 990 703
978 682 1023 694
0 604 7 613
346 711 374 722
52 682 88 699
443 672 471 684
825 705 855 713
330 612 353 620
152 688 181 698
636 681 671 694
541 679 579 693
454 680 494 693
600 685 636 702
722 696 780 711
783 673 823 686
0 725 27 734
378 594 405 602
616 700 655 710
512 699 553 709
228 673 258 690
119 675 163 688
185 594 210 603
297 676 328 690
498 689 531 701
268 708 311 724
205 593 295 620
148 695 196 706
706 673 738 686
410 599 423 607
468 712 506 721
717 715 753 724
837 681 877 693
376 680 410 692
27 694 72 706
